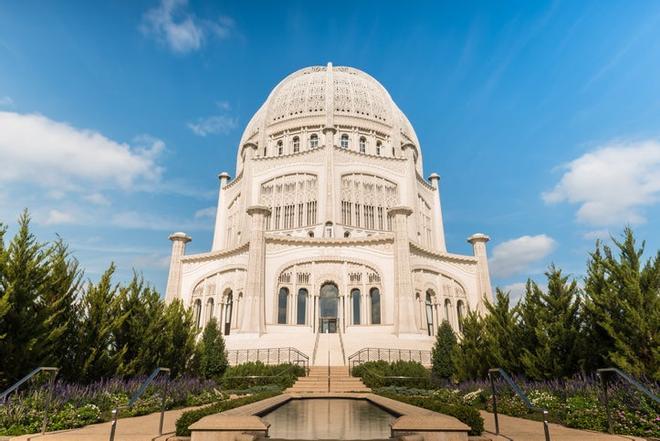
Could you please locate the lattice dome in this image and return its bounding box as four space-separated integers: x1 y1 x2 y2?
239 64 419 151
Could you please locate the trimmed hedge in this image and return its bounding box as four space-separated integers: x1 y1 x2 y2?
175 391 280 436
378 390 484 436
352 360 431 389
222 362 305 390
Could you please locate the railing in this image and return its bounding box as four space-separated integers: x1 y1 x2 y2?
347 347 432 370
488 368 551 441
227 347 309 372
108 367 171 441
0 366 59 435
597 367 660 434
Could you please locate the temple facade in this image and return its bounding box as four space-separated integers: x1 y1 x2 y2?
165 64 493 365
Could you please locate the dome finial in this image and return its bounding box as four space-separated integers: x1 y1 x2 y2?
327 61 332 70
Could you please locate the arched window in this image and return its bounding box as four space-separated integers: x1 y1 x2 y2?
292 136 300 153
351 289 361 325
457 300 465 332
340 134 349 149
370 287 381 325
308 230 315 238
425 291 434 336
278 287 289 324
392 147 396 157
194 299 202 328
344 231 350 238
310 134 319 149
376 141 382 156
224 291 233 335
359 137 366 153
277 140 283 156
324 221 333 238
297 288 307 325
206 298 214 324
444 299 451 322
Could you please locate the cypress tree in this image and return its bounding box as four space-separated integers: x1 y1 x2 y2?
77 264 127 382
583 229 660 379
162 299 198 377
0 211 50 385
431 320 457 382
42 238 83 381
0 222 10 386
483 289 522 374
197 318 228 380
453 310 489 380
521 265 582 380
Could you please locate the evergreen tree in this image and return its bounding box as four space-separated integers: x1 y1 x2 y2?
0 222 10 386
42 238 83 381
77 264 127 382
482 289 522 374
583 229 660 379
431 320 456 382
521 265 582 380
114 273 166 377
453 311 489 380
0 211 50 386
162 299 198 377
197 318 228 380
516 279 544 362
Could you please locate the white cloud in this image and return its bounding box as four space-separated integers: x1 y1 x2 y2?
489 234 557 278
582 229 611 240
543 140 660 226
141 0 233 54
216 100 231 110
84 193 111 206
43 209 76 226
110 211 212 231
132 253 171 270
0 96 13 106
194 206 216 218
0 112 163 193
187 115 238 136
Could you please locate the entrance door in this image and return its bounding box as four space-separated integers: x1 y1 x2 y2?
319 283 339 333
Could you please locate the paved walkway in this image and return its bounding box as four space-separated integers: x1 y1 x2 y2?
480 410 646 441
7 406 196 441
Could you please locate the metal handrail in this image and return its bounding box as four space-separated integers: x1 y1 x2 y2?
0 366 59 435
347 347 432 370
597 367 659 433
108 367 171 441
226 347 309 372
488 368 551 441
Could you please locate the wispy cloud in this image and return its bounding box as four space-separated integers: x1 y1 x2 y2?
43 209 77 226
543 140 660 226
489 234 557 278
194 206 216 218
501 282 527 304
187 115 238 136
0 96 13 106
140 0 234 54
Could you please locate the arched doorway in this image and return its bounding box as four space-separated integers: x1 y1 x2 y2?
319 283 339 333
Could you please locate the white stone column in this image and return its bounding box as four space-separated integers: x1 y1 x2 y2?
389 206 418 335
401 145 419 241
212 172 231 251
240 205 271 335
468 233 494 312
428 173 447 253
164 232 191 304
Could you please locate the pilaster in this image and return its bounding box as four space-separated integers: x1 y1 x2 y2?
212 172 231 251
388 206 418 335
468 233 494 312
428 173 447 253
240 205 271 335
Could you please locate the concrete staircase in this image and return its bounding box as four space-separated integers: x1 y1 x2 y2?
285 366 371 393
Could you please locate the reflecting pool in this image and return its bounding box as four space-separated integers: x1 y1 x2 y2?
261 398 396 440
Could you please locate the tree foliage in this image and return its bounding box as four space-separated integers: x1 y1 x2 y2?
197 318 228 380
431 320 456 381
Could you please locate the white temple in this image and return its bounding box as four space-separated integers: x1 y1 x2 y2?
165 64 493 365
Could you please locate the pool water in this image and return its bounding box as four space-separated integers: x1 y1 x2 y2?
261 398 396 440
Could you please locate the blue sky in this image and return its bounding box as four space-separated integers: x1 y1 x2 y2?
1 0 659 300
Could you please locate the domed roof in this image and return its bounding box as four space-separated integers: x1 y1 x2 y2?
239 64 419 149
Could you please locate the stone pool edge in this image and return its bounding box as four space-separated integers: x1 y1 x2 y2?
188 392 470 441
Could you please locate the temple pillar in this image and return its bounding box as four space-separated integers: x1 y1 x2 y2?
428 173 447 252
165 232 191 304
240 205 271 335
212 172 231 250
468 233 494 312
389 206 418 335
401 145 419 241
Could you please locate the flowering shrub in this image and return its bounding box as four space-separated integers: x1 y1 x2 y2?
0 376 221 436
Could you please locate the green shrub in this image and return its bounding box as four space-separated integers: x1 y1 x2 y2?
378 390 484 436
352 361 430 389
222 362 305 390
175 391 280 436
